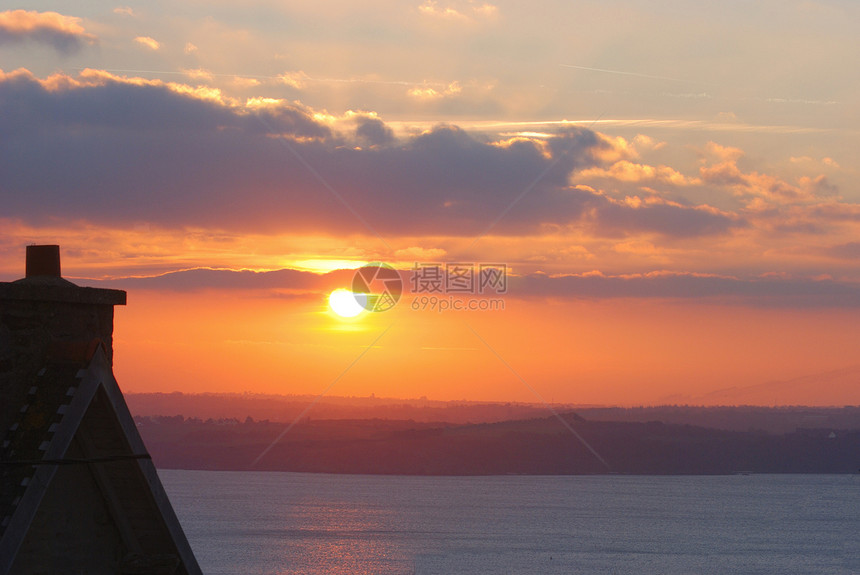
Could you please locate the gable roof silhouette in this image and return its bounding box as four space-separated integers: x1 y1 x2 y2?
0 246 201 575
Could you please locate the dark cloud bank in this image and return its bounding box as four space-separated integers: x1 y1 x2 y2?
82 267 860 308
0 71 740 239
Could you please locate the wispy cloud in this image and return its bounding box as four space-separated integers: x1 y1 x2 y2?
418 1 498 22
113 6 136 17
560 63 707 85
134 35 160 51
408 81 461 99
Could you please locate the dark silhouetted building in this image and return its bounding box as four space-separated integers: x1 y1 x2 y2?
0 246 201 575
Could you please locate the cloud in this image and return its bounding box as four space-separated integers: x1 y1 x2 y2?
514 271 860 308
820 242 860 260
182 68 213 81
85 265 860 308
702 141 743 163
579 160 700 186
134 36 160 50
93 267 335 292
231 76 260 89
0 68 803 242
278 70 309 89
353 115 395 147
790 155 840 169
113 6 136 17
394 247 448 260
698 142 839 207
408 81 461 99
0 10 96 53
595 196 740 238
418 1 498 21
632 134 666 152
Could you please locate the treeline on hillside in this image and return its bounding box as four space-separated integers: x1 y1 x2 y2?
127 393 860 434
135 413 860 475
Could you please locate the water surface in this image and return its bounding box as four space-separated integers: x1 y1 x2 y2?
161 471 860 574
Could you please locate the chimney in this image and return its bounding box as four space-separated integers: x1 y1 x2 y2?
0 246 127 426
25 245 62 278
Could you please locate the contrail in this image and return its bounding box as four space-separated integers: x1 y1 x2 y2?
560 63 706 85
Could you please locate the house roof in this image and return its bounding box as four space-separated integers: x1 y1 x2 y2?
0 345 202 575
0 277 127 306
0 247 200 575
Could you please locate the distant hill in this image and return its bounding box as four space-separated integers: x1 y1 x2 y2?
136 412 860 475
126 392 563 425
577 405 860 434
126 392 860 435
662 365 860 406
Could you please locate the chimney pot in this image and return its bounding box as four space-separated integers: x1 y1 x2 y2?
26 245 62 278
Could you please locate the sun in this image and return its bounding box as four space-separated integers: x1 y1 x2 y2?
328 289 366 318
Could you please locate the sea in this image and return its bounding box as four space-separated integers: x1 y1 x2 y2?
159 470 860 575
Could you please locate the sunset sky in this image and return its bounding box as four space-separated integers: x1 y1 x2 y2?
2 1 859 405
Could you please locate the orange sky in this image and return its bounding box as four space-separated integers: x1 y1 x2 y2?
108 284 860 406
2 4 860 406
